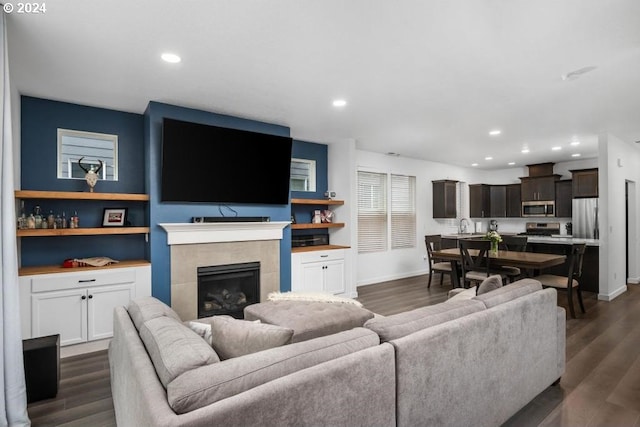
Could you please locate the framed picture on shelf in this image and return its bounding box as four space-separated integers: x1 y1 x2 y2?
102 208 127 227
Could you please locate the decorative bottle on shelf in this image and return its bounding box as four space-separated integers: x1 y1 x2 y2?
17 201 26 229
47 210 55 228
54 214 62 229
61 211 67 229
33 205 42 228
27 213 36 229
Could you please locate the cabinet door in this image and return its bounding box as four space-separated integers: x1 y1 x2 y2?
32 289 87 346
572 169 598 198
506 184 521 217
301 263 325 292
489 185 506 217
537 176 557 200
520 179 536 201
469 185 490 218
88 283 135 341
555 180 572 218
432 181 457 218
324 259 346 295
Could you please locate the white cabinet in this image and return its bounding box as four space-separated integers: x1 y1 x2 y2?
292 249 346 295
20 265 150 346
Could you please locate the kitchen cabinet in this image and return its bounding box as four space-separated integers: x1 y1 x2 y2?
555 180 573 217
469 184 490 218
571 168 598 198
489 185 506 217
432 180 457 218
291 249 346 295
520 176 560 201
506 184 521 217
19 264 151 346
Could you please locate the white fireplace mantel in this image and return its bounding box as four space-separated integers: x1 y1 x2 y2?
159 221 290 245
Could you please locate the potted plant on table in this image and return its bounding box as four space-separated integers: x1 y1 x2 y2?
485 231 502 255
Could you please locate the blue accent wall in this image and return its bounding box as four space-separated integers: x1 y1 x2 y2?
20 96 146 266
144 102 293 305
291 140 329 237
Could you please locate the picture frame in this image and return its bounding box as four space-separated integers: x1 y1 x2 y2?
102 208 127 227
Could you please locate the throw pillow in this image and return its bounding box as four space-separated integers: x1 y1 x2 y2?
477 275 503 295
210 315 293 360
267 291 364 307
188 321 213 345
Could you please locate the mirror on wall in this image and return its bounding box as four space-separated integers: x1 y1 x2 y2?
57 128 118 180
290 158 316 192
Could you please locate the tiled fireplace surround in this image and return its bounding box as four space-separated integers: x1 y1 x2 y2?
160 222 289 320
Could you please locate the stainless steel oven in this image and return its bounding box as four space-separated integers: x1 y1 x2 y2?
522 200 555 217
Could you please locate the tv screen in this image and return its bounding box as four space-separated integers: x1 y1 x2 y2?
161 118 292 204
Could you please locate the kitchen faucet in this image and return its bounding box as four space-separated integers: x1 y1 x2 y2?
459 218 470 234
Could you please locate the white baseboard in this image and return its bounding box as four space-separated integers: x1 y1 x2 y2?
60 339 110 358
357 269 428 287
627 277 640 284
597 285 628 301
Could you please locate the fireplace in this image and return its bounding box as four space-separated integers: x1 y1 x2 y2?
197 262 260 319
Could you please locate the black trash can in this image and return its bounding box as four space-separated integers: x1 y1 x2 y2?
22 334 60 403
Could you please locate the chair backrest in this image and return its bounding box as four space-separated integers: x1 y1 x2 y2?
424 235 442 265
499 235 528 252
567 243 587 281
459 239 491 277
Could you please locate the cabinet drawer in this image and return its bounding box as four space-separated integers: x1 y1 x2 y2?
30 268 137 293
298 249 345 264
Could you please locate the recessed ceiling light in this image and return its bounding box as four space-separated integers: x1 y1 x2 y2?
386 152 400 157
485 156 493 160
332 99 347 107
471 163 479 167
552 146 562 151
489 130 501 136
508 162 515 166
572 153 581 157
521 148 530 154
161 53 181 63
570 141 580 146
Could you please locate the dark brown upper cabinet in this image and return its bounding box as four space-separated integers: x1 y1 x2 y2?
432 180 457 218
555 180 573 217
489 185 507 217
571 168 598 198
520 176 561 201
469 184 490 218
506 184 521 217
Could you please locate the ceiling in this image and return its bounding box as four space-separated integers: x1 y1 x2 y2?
7 0 640 169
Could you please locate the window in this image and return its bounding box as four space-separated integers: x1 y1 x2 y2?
357 171 387 253
391 174 416 249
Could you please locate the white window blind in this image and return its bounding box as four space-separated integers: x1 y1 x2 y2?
357 171 387 253
391 174 416 249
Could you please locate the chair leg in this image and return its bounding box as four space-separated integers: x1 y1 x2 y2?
427 270 433 288
567 289 576 319
576 287 586 313
439 272 444 287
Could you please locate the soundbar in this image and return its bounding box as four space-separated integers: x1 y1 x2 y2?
192 216 271 223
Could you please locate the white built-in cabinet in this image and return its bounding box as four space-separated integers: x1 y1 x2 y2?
291 249 346 296
20 264 151 346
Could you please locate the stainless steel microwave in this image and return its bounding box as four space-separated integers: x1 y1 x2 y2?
522 200 555 217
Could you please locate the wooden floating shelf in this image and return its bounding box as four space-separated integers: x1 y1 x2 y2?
15 190 149 201
291 245 350 253
291 223 345 230
291 198 344 206
19 259 151 276
17 227 150 237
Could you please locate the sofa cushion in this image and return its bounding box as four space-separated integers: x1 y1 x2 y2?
127 296 182 331
187 321 213 345
477 275 503 295
364 299 485 342
244 300 375 343
472 278 543 309
203 315 293 360
139 316 220 388
167 327 380 414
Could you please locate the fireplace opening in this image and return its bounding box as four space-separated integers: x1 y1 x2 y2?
197 262 260 319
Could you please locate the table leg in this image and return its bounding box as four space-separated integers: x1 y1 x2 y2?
449 260 461 288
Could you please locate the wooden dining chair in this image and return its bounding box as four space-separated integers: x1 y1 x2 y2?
458 239 508 289
531 243 587 318
497 235 528 281
424 235 453 288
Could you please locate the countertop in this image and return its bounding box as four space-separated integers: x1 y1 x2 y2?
440 233 600 246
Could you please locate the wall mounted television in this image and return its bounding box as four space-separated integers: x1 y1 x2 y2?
161 118 292 204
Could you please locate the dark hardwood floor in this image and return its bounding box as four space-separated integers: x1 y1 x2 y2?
27 274 640 426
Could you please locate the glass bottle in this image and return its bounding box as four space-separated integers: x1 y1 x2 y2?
47 210 55 228
33 205 42 228
61 211 67 229
72 211 79 228
54 214 62 229
17 200 26 229
27 213 36 229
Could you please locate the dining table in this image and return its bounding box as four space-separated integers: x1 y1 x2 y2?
430 247 567 288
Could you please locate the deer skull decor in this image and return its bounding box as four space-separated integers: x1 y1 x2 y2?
78 157 104 192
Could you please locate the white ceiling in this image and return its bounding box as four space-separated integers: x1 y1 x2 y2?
7 0 640 169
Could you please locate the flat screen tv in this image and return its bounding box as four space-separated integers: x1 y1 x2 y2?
161 118 292 204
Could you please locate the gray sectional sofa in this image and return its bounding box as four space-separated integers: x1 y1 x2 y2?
109 279 565 427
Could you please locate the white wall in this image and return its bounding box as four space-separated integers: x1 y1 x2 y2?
598 134 640 300
353 150 600 287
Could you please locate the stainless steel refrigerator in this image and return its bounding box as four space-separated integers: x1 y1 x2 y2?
572 198 599 239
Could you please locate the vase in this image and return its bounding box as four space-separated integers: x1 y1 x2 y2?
490 240 498 255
